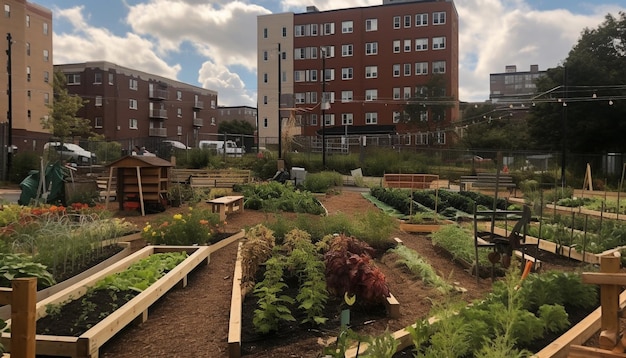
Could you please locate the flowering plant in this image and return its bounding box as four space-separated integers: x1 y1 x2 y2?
141 206 221 246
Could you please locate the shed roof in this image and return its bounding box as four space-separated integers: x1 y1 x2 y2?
106 155 174 168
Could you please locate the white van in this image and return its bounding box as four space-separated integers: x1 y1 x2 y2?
44 142 97 165
198 140 245 157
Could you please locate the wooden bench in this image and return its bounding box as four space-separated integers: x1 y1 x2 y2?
207 195 244 221
460 173 516 192
97 176 117 201
188 170 251 189
382 174 439 190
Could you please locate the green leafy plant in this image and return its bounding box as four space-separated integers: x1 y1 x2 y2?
389 245 453 293
141 206 221 246
0 253 56 289
252 256 295 334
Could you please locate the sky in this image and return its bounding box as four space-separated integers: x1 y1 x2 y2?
34 0 625 107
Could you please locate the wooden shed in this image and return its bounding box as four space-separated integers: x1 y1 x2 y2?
104 155 173 216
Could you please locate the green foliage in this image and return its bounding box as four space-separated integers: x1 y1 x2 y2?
430 225 491 267
239 181 325 215
303 171 343 192
8 151 39 184
218 119 255 135
252 256 295 334
389 245 453 293
360 329 399 358
89 140 122 164
0 253 55 288
43 71 94 140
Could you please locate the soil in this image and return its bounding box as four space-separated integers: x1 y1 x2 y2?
75 189 588 358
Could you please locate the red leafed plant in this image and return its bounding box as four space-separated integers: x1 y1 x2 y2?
324 234 390 305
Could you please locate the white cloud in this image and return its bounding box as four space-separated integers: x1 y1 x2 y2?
53 6 180 80
198 62 256 106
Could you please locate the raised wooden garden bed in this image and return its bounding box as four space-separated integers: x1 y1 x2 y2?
227 241 400 358
0 244 211 358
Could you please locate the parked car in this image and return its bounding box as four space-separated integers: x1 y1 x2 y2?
198 140 245 157
44 142 97 165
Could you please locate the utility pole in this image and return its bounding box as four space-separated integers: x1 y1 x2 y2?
321 47 326 168
277 43 282 160
6 33 12 181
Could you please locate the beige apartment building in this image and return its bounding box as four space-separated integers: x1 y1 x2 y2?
0 0 53 152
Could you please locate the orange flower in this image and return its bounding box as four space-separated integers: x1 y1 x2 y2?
48 205 58 213
199 219 209 225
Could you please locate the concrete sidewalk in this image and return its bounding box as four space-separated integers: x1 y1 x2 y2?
0 189 21 203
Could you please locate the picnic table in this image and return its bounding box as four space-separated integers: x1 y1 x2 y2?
207 196 244 221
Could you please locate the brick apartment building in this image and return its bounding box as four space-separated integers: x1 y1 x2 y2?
257 0 459 147
0 0 54 151
55 61 219 151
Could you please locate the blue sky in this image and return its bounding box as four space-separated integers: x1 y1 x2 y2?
35 0 625 106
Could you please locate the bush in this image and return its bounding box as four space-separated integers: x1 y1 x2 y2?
9 151 39 184
303 171 342 192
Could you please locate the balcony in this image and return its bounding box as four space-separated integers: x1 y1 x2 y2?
193 118 204 127
193 100 204 110
150 108 168 119
149 128 167 137
149 88 168 100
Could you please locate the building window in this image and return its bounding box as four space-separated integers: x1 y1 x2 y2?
434 131 446 144
433 61 446 74
95 117 103 128
416 13 428 26
177 108 182 117
94 72 102 84
404 39 411 52
393 111 401 123
342 113 353 125
43 22 48 35
294 70 304 82
295 25 304 37
323 114 335 126
26 42 30 56
365 112 377 124
263 73 268 83
393 87 400 100
4 4 9 18
393 16 400 29
263 51 268 61
174 91 181 100
433 12 446 25
420 111 428 121
404 64 411 76
129 118 138 129
109 73 114 84
342 21 353 33
211 100 216 109
341 90 353 102
309 114 318 126
43 50 49 62
26 14 29 27
433 36 446 49
415 62 428 75
365 19 377 31
27 90 31 100
404 87 411 99
403 15 411 28
365 66 378 78
393 64 400 77
365 89 377 101
129 99 138 109
323 22 335 35
26 66 31 82
44 93 49 104
43 71 49 83
129 79 138 90
341 68 353 80
415 38 428 51
263 95 268 104
27 110 31 121
263 28 268 38
365 42 378 55
295 93 305 104
177 126 183 135
95 96 103 106
393 40 400 53
282 26 287 37
341 44 353 57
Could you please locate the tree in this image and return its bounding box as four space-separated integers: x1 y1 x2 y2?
400 74 454 134
528 12 626 154
460 103 531 150
218 119 255 136
41 71 94 140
